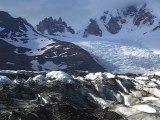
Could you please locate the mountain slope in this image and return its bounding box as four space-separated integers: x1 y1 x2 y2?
0 11 104 72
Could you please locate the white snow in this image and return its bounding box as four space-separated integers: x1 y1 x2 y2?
46 71 73 83
103 72 115 79
0 76 12 84
143 87 160 98
0 27 4 31
142 97 159 101
113 105 140 116
132 104 157 113
154 71 160 76
31 60 40 70
85 72 104 81
38 94 48 104
88 93 109 109
31 60 67 71
33 75 45 84
135 76 148 81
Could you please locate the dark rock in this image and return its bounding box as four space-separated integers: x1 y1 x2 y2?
37 40 105 73
36 17 75 35
133 4 155 26
123 5 138 16
106 17 125 34
0 11 37 43
83 19 102 37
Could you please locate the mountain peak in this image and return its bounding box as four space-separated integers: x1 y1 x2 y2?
81 3 159 37
0 11 37 43
36 17 75 36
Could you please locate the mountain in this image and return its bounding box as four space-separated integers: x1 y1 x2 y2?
0 11 104 72
36 17 75 36
61 2 160 74
82 3 160 37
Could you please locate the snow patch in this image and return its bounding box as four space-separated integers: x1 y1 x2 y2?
0 76 12 84
132 104 157 113
46 71 73 83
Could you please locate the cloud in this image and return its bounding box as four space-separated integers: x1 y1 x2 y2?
0 0 159 30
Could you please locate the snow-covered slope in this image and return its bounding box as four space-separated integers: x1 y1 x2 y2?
0 11 104 72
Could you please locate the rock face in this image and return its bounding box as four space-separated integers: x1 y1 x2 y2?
0 11 104 72
82 3 159 37
83 19 102 37
37 17 75 35
0 11 37 43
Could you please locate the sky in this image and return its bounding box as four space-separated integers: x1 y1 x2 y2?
0 0 160 30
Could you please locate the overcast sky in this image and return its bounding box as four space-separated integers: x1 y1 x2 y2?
0 0 160 30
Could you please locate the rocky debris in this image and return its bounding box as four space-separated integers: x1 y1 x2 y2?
0 70 160 120
83 19 102 37
37 17 75 35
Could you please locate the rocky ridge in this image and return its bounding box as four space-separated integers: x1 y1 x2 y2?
37 17 75 36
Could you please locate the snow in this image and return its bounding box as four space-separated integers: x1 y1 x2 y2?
33 75 45 84
103 72 115 79
31 60 67 71
6 62 15 65
2 25 55 56
132 104 157 113
38 94 48 104
88 93 109 109
135 76 148 81
53 33 160 74
41 61 59 70
116 80 128 93
0 76 12 84
0 27 4 31
85 72 115 82
142 97 159 101
31 60 40 70
46 71 73 83
113 105 140 116
154 71 160 76
143 87 160 98
85 72 104 81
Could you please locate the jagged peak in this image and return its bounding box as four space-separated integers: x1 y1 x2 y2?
82 2 159 37
37 16 75 35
